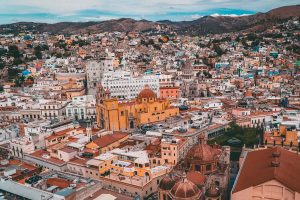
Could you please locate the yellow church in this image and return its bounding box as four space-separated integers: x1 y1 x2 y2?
96 85 179 131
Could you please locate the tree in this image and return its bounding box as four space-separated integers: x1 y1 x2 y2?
247 33 258 41
14 76 25 87
252 39 260 47
213 44 224 56
0 62 4 69
203 71 212 78
34 45 42 52
8 45 21 58
78 40 90 47
41 44 49 51
34 50 42 59
27 76 34 82
8 68 21 78
13 58 23 66
241 38 249 48
0 48 7 57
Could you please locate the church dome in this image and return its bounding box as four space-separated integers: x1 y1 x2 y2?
169 174 202 200
159 175 176 191
138 85 157 100
186 137 221 163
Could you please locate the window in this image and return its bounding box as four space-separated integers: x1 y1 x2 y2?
206 164 211 171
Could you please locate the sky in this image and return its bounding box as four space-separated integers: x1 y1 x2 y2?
0 0 298 24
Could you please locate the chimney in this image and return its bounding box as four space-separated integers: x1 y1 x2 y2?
271 150 280 167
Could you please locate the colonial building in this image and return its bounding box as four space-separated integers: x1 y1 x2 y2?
66 95 96 121
158 136 230 200
96 85 179 131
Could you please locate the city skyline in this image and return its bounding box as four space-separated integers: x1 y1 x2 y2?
0 0 298 24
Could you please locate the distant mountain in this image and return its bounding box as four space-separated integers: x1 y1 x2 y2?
160 5 300 35
0 5 299 35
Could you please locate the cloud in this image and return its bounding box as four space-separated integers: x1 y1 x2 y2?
191 14 203 20
0 0 298 24
210 13 251 17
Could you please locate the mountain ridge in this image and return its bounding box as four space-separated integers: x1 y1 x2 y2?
0 5 299 35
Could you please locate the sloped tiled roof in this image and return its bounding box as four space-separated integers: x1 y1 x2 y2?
233 147 300 193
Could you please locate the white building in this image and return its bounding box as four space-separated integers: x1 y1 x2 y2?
158 74 174 87
9 136 35 158
102 72 160 99
203 100 223 109
40 100 69 120
66 95 96 121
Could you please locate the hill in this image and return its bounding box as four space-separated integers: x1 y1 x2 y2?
0 5 299 35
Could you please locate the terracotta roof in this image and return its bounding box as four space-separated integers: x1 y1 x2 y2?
90 133 128 148
159 175 176 190
233 147 300 193
186 171 206 186
144 140 161 155
170 175 202 199
68 157 88 166
29 150 65 165
186 141 221 163
59 147 77 153
46 178 72 189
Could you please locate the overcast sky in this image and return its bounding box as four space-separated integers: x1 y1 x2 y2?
0 0 298 24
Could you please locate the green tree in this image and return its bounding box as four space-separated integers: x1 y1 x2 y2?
13 58 23 66
14 76 25 87
0 62 4 69
34 50 42 59
213 44 224 56
8 45 21 58
27 76 34 82
8 68 21 78
0 48 7 57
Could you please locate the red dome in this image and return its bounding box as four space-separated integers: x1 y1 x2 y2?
170 175 202 200
159 175 176 190
187 142 221 163
138 85 157 100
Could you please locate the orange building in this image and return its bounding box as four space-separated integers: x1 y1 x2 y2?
264 125 298 148
96 86 179 131
85 132 129 154
160 86 181 99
